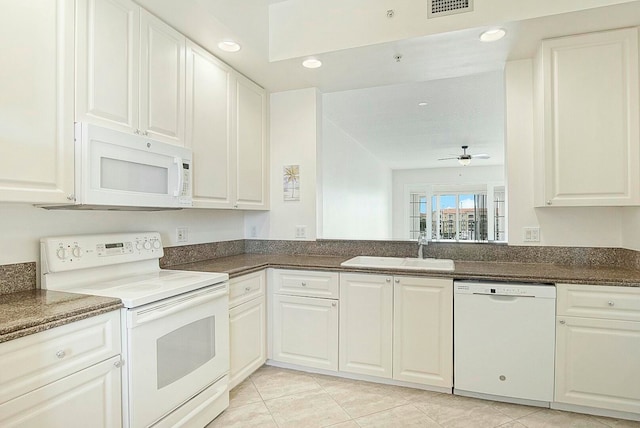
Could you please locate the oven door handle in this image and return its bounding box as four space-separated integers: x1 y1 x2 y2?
129 283 228 327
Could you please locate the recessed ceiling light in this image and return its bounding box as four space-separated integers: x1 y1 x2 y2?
418 102 428 106
302 58 322 69
479 28 506 42
218 40 241 52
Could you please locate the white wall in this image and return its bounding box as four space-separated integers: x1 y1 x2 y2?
0 204 244 265
320 119 392 239
244 88 320 240
505 59 623 247
622 207 640 251
392 166 505 239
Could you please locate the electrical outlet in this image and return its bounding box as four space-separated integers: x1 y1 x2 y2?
176 227 189 243
295 225 307 239
523 227 540 242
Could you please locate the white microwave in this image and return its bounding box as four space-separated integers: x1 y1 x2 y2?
43 123 192 210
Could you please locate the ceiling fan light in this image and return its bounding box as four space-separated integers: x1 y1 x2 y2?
458 158 471 166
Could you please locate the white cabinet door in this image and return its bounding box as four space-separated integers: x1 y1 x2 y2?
235 73 268 210
0 0 74 203
76 0 139 133
229 297 266 389
555 316 640 414
339 273 393 378
186 41 234 208
0 356 122 428
393 276 453 387
272 294 338 371
139 9 186 146
536 27 640 206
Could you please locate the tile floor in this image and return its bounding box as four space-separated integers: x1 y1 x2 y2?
206 366 640 428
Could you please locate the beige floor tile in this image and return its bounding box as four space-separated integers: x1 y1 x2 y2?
265 388 351 428
228 379 262 409
206 401 277 428
325 421 361 428
413 394 513 427
354 404 442 427
497 422 528 428
593 415 640 428
516 409 610 427
489 401 542 419
251 366 322 400
318 376 410 418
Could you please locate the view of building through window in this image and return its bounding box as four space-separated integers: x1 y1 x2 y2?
409 187 505 242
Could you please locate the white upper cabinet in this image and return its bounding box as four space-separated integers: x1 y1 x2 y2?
0 0 75 204
235 74 269 210
535 27 640 206
139 10 186 146
76 0 186 146
185 41 234 208
76 0 139 133
186 47 269 210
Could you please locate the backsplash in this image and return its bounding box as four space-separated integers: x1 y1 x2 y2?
245 240 639 270
3 239 638 294
0 262 36 295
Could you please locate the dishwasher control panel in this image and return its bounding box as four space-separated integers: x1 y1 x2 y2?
454 281 556 298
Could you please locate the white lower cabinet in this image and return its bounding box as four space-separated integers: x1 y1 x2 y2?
0 355 122 428
555 284 640 416
269 269 339 371
0 311 122 427
229 271 266 389
393 276 453 388
339 273 393 378
339 273 453 387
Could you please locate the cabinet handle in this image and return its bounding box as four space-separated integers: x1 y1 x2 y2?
245 287 252 293
395 279 400 283
331 302 337 308
66 194 75 201
56 350 66 359
301 282 307 286
386 278 391 283
143 131 149 136
559 320 565 325
546 200 552 205
608 301 615 306
114 360 123 368
134 129 140 135
233 204 239 209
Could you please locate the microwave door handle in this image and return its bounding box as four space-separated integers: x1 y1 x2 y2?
173 157 183 197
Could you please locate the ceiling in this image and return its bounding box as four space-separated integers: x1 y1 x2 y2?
137 0 640 170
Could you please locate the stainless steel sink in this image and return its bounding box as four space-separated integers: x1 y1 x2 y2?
340 256 455 272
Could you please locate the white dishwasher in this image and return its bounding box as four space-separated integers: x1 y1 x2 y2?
454 281 556 406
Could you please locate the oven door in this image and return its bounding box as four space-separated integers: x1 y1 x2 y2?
124 283 229 428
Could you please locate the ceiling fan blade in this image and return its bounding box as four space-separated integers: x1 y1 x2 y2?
470 154 490 159
437 157 459 161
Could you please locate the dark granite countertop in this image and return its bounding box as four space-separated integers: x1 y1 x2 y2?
172 254 640 287
0 290 123 343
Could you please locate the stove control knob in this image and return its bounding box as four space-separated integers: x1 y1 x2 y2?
152 240 161 249
135 242 143 250
72 246 82 258
56 248 67 260
143 241 152 250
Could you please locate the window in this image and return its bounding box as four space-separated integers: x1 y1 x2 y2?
408 185 506 242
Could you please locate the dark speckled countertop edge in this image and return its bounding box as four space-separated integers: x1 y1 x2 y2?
172 255 640 287
0 291 123 344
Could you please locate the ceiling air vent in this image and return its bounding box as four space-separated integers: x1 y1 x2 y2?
427 0 473 18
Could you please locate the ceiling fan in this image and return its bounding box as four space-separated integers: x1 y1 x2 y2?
438 145 490 166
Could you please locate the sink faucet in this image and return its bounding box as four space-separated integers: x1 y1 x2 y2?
417 232 429 259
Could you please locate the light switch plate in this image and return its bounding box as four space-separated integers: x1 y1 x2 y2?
295 225 307 239
523 227 540 242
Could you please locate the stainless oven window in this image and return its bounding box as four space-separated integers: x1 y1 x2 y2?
156 315 216 389
101 157 168 194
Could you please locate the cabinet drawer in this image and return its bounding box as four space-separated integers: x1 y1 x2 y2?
0 310 121 404
229 271 265 308
270 269 339 299
557 284 640 322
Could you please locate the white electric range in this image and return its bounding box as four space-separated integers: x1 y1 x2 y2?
40 232 229 428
